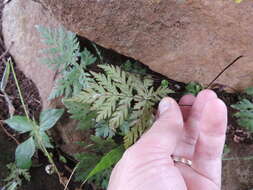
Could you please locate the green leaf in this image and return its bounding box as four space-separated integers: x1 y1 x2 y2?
4 162 31 189
39 131 54 148
85 146 124 181
4 182 18 190
5 116 33 133
89 136 117 153
37 26 96 99
95 121 115 138
185 82 203 96
1 59 10 91
245 87 253 96
15 137 35 169
74 153 100 182
161 80 169 88
232 99 253 132
80 49 97 68
36 25 80 71
63 99 96 130
59 155 67 163
39 109 64 131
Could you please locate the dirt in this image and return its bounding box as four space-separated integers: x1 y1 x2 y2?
0 1 253 190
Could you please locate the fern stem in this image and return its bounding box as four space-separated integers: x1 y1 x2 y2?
94 93 152 101
9 59 30 120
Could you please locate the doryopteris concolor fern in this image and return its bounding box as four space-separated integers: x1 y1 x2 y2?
36 25 80 71
71 64 173 147
36 26 96 99
232 98 253 132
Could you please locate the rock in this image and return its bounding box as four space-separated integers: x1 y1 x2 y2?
2 0 58 109
2 0 87 155
36 0 253 90
222 143 253 190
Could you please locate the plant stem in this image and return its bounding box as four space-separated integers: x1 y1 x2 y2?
64 164 78 190
34 128 66 187
9 59 30 119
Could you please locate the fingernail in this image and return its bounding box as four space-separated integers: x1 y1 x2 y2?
159 98 171 114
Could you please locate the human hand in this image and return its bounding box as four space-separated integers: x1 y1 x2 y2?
108 90 227 190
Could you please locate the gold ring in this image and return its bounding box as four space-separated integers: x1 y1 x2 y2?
172 155 192 167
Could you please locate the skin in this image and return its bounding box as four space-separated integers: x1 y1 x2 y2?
108 89 227 190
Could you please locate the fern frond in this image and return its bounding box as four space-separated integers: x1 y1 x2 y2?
95 121 115 138
124 105 155 148
151 86 174 102
73 64 173 138
80 49 97 68
36 25 79 71
63 99 96 130
232 99 253 131
37 26 96 99
109 98 132 128
49 67 91 99
73 65 134 129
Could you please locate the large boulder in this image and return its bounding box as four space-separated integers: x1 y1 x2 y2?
2 0 58 109
35 0 253 90
2 0 86 154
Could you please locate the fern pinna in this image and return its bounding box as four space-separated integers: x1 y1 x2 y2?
71 64 173 147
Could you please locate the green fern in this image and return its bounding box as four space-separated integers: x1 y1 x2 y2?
63 99 96 130
3 163 31 190
124 105 154 148
184 82 203 96
36 25 79 71
73 64 171 128
37 26 96 99
72 64 173 146
232 99 253 131
95 121 115 138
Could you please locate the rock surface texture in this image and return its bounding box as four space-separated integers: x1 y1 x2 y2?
2 0 87 154
36 0 253 89
2 0 58 109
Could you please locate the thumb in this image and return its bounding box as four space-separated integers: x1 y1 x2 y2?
133 97 184 158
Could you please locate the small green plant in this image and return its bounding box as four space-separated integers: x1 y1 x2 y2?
5 109 64 169
121 60 147 74
2 163 31 190
184 82 203 96
2 58 66 188
232 98 253 132
231 86 253 132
